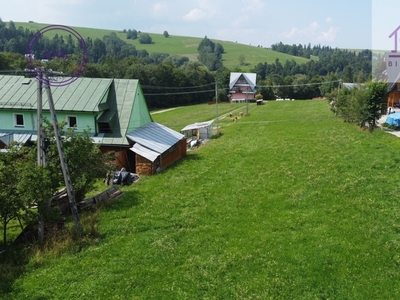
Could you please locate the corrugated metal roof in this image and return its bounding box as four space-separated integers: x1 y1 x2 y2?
130 143 159 162
0 129 104 145
0 75 113 112
126 122 184 154
181 120 214 132
0 131 35 145
13 133 32 144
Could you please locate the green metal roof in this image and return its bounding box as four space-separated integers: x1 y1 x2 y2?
0 75 113 112
101 79 153 146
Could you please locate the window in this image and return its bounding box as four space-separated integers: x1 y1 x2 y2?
98 122 112 133
67 116 77 128
14 114 24 127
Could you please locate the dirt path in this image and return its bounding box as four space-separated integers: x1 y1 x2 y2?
150 107 180 114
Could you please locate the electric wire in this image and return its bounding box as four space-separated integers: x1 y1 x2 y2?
141 83 215 90
144 89 215 96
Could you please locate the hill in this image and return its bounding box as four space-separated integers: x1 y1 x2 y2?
14 22 313 71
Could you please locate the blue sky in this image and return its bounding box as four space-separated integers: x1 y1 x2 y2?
0 0 395 50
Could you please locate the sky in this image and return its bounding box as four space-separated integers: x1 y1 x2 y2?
0 0 397 50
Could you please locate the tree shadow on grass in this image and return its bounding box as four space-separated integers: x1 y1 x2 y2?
0 246 29 294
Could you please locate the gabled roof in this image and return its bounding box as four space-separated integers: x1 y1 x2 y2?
126 122 184 154
181 120 214 132
229 72 257 91
100 79 153 146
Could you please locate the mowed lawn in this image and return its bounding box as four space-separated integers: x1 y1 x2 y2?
5 100 400 299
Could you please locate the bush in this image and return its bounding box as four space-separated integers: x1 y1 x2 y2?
139 33 152 44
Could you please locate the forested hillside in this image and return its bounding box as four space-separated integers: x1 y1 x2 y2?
0 19 372 108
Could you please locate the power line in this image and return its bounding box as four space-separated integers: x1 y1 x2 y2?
144 89 215 96
0 70 341 92
141 83 215 90
257 80 340 88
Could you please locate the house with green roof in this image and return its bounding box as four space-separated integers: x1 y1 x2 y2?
0 75 186 173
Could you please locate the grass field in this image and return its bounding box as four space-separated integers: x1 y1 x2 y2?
13 22 311 71
3 100 400 299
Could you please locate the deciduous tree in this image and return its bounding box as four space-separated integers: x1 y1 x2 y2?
139 33 152 44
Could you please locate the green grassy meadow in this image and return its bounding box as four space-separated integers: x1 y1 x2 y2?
14 22 311 71
4 100 400 299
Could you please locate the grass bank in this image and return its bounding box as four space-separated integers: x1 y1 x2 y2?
3 100 400 299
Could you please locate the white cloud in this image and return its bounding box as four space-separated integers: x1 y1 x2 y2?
280 21 339 43
198 0 217 16
318 26 340 42
282 22 320 39
282 27 300 39
304 21 320 34
326 17 333 23
242 0 265 13
153 2 167 16
182 0 218 21
231 15 249 27
183 8 206 21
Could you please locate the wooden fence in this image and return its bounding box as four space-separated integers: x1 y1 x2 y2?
51 186 124 214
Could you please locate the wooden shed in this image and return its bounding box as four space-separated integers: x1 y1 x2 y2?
127 122 186 175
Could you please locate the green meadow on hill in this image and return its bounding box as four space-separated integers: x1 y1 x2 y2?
14 22 314 71
3 100 400 299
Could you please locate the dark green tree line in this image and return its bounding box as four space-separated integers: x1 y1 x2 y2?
197 36 224 71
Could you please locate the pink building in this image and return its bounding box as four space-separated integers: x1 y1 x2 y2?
229 72 257 103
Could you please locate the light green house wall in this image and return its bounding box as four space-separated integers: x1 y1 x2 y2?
0 109 97 132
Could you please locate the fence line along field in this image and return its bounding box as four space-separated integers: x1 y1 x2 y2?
4 100 400 299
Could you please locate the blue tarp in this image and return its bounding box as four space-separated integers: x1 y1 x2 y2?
386 113 400 126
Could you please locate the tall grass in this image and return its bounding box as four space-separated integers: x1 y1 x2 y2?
4 100 400 299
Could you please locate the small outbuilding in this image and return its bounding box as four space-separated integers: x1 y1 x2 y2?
127 122 186 176
181 120 214 140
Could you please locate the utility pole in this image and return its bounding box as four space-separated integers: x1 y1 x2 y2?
37 69 45 241
37 70 45 166
43 72 81 232
246 84 249 116
215 82 219 136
